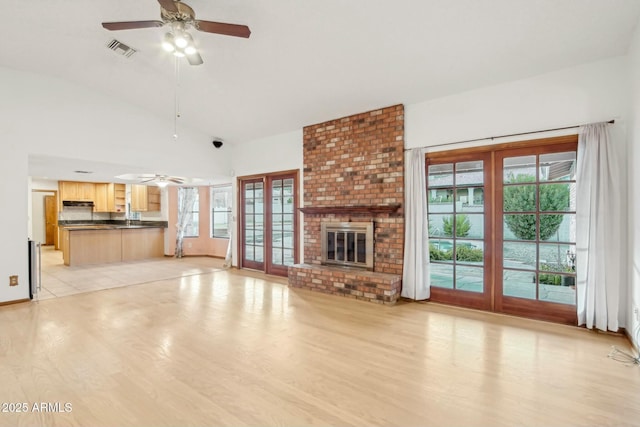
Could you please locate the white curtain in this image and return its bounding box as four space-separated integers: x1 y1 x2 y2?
175 187 197 258
402 148 430 300
576 123 622 331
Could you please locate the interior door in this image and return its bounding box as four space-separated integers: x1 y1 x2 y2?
44 195 57 246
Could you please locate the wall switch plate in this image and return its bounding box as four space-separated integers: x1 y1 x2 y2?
9 275 18 286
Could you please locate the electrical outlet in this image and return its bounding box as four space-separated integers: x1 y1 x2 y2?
634 306 640 322
9 275 18 286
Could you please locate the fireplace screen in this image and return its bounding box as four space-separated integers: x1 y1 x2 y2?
321 222 374 270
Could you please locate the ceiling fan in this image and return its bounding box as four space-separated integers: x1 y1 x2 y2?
102 0 251 65
138 174 185 187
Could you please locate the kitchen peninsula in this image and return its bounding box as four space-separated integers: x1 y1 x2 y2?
60 222 166 266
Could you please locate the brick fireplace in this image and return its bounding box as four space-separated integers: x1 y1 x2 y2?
288 105 404 304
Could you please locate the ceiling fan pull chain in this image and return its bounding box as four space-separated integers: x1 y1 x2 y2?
173 56 181 140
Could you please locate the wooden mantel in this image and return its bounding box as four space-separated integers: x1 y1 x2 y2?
299 203 401 215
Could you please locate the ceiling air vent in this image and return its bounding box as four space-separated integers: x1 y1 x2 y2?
106 39 136 58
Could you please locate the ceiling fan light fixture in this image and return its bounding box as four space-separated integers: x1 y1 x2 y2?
174 33 189 48
162 33 175 52
184 45 197 55
173 49 186 57
156 180 169 188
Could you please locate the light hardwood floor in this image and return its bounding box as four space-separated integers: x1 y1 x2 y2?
1 253 639 426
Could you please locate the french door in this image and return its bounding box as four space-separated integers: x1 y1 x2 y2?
239 171 299 276
427 136 578 324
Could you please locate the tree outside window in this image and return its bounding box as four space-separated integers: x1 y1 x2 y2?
211 185 232 238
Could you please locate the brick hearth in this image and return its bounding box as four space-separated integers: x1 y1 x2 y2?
288 104 404 304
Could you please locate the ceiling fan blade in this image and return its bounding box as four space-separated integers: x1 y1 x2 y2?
169 178 184 183
186 51 203 66
157 0 179 13
140 178 155 183
102 21 164 31
195 20 251 38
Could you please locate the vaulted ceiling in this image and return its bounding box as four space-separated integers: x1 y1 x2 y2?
4 0 640 181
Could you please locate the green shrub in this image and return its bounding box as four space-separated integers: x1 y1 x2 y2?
455 246 484 262
442 214 471 237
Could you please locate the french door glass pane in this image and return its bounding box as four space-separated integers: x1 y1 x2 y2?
539 152 576 182
503 184 536 212
541 214 576 242
429 160 485 293
431 264 454 289
502 152 576 306
270 179 295 267
455 160 484 185
503 270 536 299
503 155 536 183
503 242 536 270
539 183 572 212
244 181 264 266
503 214 536 241
455 266 483 293
428 164 453 187
456 241 484 265
458 214 484 239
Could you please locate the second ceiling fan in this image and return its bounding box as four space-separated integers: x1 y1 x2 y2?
102 0 251 65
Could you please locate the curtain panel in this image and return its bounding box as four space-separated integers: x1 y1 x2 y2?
576 123 623 331
402 148 430 300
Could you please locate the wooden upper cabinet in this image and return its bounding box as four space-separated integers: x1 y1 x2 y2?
94 183 109 212
59 181 79 201
59 181 95 203
112 183 126 213
61 181 127 212
131 184 149 212
79 182 95 201
147 186 161 212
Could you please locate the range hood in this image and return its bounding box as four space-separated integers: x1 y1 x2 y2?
63 200 95 207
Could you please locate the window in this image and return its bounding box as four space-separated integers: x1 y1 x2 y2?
178 187 199 237
211 185 232 238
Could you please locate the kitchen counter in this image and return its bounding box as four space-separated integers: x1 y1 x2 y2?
61 225 165 266
60 224 165 231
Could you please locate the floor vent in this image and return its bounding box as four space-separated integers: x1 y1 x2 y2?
106 39 136 58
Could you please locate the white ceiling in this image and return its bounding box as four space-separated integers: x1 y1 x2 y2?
5 0 640 182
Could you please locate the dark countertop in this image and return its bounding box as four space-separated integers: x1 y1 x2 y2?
61 224 166 231
58 220 168 230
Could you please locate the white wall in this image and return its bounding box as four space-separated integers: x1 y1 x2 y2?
406 56 628 149
627 20 640 350
229 130 303 267
0 141 29 302
0 66 234 303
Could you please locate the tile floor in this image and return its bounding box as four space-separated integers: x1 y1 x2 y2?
36 246 227 300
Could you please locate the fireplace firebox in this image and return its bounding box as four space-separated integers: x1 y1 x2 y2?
321 222 374 270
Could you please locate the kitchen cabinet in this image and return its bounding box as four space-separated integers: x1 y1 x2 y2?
94 183 109 212
112 183 126 212
59 181 95 204
147 186 161 212
131 184 149 212
93 183 127 213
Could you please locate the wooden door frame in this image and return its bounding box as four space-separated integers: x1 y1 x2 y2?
493 140 578 325
237 169 300 276
426 151 493 311
426 135 579 324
